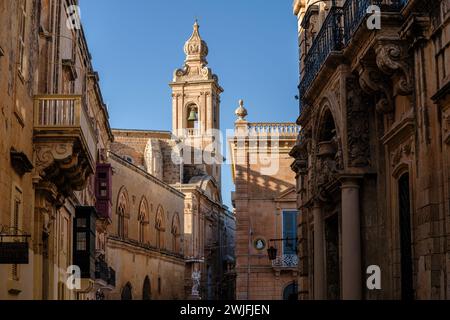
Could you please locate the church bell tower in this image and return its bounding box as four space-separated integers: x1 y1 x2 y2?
170 21 223 186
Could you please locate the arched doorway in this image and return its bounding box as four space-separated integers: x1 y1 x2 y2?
121 282 133 300
283 282 298 300
143 276 151 300
316 108 341 299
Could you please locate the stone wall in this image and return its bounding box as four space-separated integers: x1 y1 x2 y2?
107 154 185 299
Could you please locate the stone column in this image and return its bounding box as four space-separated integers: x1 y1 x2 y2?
313 202 325 299
341 176 362 300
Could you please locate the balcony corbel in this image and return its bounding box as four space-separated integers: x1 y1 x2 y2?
358 60 395 114
375 40 413 96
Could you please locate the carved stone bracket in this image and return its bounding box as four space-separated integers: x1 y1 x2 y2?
444 114 450 145
290 130 311 175
390 138 415 177
375 41 413 96
358 61 395 115
34 141 92 197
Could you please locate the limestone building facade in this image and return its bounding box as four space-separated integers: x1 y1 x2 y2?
105 147 186 300
0 2 234 301
0 0 114 300
107 21 236 300
291 0 450 299
229 102 300 300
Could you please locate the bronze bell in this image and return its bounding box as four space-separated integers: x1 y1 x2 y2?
188 109 198 121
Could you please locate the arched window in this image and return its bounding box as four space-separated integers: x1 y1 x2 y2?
186 103 199 131
138 198 149 244
142 276 151 300
121 282 133 300
398 173 413 300
155 206 165 249
283 281 298 300
117 188 129 239
171 213 181 253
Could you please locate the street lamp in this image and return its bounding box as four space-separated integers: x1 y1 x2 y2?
267 246 278 261
266 237 298 261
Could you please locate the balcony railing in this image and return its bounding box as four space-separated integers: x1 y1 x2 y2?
300 6 343 107
272 254 299 268
186 128 200 136
248 123 300 136
343 0 408 45
34 95 98 165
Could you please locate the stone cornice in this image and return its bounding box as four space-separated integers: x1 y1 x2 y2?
431 79 450 102
381 112 415 147
107 236 185 265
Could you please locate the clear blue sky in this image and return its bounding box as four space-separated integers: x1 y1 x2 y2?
79 0 300 208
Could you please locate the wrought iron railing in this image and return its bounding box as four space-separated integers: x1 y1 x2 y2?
343 0 407 45
300 6 343 109
298 1 408 116
272 254 299 268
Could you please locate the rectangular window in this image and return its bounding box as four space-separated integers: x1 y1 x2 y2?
77 218 87 228
282 210 297 255
18 0 27 75
76 232 87 251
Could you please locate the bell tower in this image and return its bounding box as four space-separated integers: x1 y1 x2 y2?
170 21 223 186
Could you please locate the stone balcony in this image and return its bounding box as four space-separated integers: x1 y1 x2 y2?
33 95 97 196
186 128 200 137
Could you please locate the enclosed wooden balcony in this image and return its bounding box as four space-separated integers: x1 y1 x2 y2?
33 95 98 195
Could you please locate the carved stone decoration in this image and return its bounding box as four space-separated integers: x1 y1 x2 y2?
191 270 201 297
34 141 93 197
390 139 414 169
34 181 61 244
316 157 337 187
174 65 189 78
201 65 211 77
291 129 311 175
35 143 74 174
444 114 450 145
346 77 371 167
358 62 394 114
331 133 344 170
375 42 413 96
